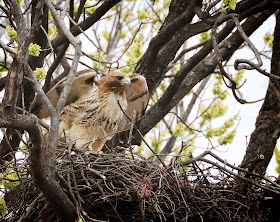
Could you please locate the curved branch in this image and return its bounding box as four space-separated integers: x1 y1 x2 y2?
0 113 78 221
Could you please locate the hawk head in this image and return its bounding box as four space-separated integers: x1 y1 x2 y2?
98 72 131 95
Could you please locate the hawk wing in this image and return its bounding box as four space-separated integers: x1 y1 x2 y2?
117 73 149 143
31 69 97 119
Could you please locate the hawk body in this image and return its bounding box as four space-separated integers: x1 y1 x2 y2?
59 72 130 151
31 69 149 152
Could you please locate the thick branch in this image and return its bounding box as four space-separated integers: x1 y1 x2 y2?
0 113 77 221
240 12 280 175
24 1 83 220
135 0 271 95
2 0 29 116
138 9 274 138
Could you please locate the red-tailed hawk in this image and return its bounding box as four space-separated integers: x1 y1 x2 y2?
31 69 149 152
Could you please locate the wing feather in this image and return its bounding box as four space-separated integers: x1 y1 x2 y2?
31 70 97 119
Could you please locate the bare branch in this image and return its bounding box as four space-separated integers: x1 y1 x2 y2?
48 0 121 53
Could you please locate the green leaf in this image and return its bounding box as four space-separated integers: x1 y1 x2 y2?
34 67 47 80
137 10 150 20
200 100 228 121
234 70 244 87
217 130 236 145
274 147 280 174
0 197 8 217
28 43 41 57
228 0 236 10
120 35 144 73
102 31 110 41
6 26 18 42
263 33 274 48
173 123 185 137
1 171 21 189
222 0 236 10
48 25 57 37
200 31 210 42
92 51 107 70
205 117 236 138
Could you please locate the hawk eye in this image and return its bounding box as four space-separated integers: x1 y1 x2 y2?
116 76 124 80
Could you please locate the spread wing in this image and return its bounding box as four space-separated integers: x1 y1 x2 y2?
117 73 149 142
31 70 97 119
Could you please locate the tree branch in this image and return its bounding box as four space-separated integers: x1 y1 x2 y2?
240 11 280 175
138 8 274 138
46 0 121 54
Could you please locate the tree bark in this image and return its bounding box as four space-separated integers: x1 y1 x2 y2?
240 12 280 175
0 0 48 163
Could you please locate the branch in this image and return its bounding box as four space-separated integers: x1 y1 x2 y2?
24 66 55 114
23 1 83 220
2 0 29 116
137 8 274 138
0 40 16 56
146 0 200 58
180 150 280 194
47 0 121 54
154 75 211 164
211 12 280 104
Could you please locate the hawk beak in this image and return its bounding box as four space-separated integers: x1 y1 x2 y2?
122 77 131 87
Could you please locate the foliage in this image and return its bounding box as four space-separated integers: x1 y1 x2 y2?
200 100 228 122
234 70 244 87
120 35 145 73
48 25 57 38
222 0 237 11
28 43 41 57
34 67 47 80
0 169 21 189
213 74 229 100
6 26 18 43
274 147 280 174
92 51 107 70
0 197 7 218
200 31 211 42
0 64 8 73
137 9 151 20
263 33 274 48
205 117 237 145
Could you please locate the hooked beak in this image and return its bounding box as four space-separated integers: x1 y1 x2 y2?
121 77 131 87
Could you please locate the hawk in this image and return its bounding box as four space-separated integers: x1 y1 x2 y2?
31 70 149 152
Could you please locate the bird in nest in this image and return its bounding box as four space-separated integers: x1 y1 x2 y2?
31 69 149 152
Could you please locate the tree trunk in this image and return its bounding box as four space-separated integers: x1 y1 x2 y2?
240 12 280 175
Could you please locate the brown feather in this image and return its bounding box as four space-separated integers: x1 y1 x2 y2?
34 69 149 151
31 70 97 119
58 71 131 151
117 73 149 143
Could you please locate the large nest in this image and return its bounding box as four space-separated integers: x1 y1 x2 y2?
2 148 280 222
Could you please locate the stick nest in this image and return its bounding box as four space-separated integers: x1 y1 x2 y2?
3 148 280 222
